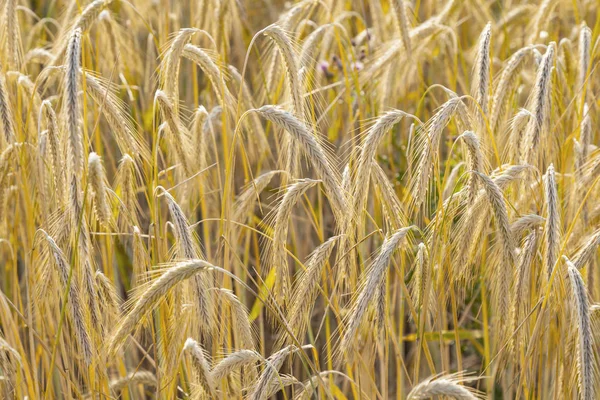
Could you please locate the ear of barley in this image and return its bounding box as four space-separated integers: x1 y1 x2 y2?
233 170 283 222
183 338 216 398
269 179 319 305
577 103 591 166
412 96 468 209
65 28 83 181
442 161 466 201
573 230 600 270
0 144 17 226
458 131 483 205
5 0 21 70
407 373 482 399
77 226 102 333
37 131 51 215
391 0 411 53
453 199 489 282
83 73 149 160
25 48 54 64
94 270 121 327
162 28 198 106
58 48 103 331
490 46 531 132
0 337 20 398
509 230 539 359
217 288 255 349
191 105 209 171
40 101 65 205
108 260 214 353
228 65 270 157
0 66 16 144
265 374 301 398
14 74 41 138
155 90 193 176
340 227 412 356
98 10 121 71
261 24 304 176
109 370 156 393
74 0 113 33
41 231 93 365
353 110 411 222
529 0 557 42
280 235 338 347
51 0 113 66
369 0 386 41
131 226 150 287
115 154 140 230
160 189 214 331
87 152 111 227
577 24 592 98
521 42 555 166
410 243 431 318
256 106 346 222
510 214 545 238
374 275 388 334
452 164 529 282
566 257 595 400
543 164 560 277
509 109 532 162
300 24 330 70
211 349 261 383
161 189 203 260
262 25 303 118
578 152 600 189
434 0 461 23
471 22 492 125
181 44 231 106
372 161 406 230
250 345 309 400
473 171 515 327
498 5 534 29
294 370 342 400
361 23 444 85
341 162 351 193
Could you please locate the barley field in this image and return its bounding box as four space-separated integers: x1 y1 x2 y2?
0 0 599 398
